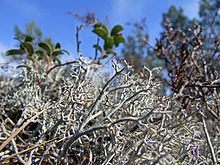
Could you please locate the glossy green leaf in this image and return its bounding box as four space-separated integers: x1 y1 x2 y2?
106 48 117 55
37 54 47 61
55 42 61 49
38 42 51 55
101 25 109 34
93 44 103 53
111 25 124 36
94 24 109 34
53 56 61 64
27 55 35 63
22 42 34 54
104 37 114 50
52 49 64 56
14 37 23 43
113 36 125 47
61 49 70 55
94 23 102 28
16 65 31 70
35 49 44 55
93 28 108 39
24 35 34 42
6 49 26 56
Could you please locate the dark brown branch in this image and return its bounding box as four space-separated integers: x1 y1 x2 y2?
47 61 79 75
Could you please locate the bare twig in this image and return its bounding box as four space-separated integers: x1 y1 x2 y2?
202 116 217 164
0 101 67 152
61 105 155 158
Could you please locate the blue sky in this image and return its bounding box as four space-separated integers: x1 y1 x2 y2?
0 0 200 63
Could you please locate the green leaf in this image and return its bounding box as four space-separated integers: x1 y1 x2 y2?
14 37 23 43
53 56 61 64
27 55 35 63
35 49 44 55
94 23 101 28
22 42 34 54
113 36 125 47
16 65 31 70
104 37 114 50
6 49 26 56
38 42 51 55
61 49 70 55
106 48 117 55
111 25 124 36
102 54 109 59
37 54 47 61
93 28 108 39
94 24 103 28
52 49 64 56
24 35 34 42
101 25 109 34
94 24 109 34
93 44 103 53
55 42 61 49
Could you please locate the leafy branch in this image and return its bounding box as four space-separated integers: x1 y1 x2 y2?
6 35 70 85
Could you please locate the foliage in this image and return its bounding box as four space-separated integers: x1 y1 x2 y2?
155 19 220 164
68 11 125 64
156 17 220 112
7 20 54 64
121 5 192 74
6 35 70 85
14 20 54 48
122 0 219 93
92 24 125 64
121 19 167 93
199 0 220 36
122 19 163 73
161 5 192 33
